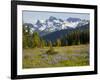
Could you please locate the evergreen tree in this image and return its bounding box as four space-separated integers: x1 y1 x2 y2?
48 41 52 48
56 39 61 47
40 39 46 48
32 32 40 48
23 25 31 48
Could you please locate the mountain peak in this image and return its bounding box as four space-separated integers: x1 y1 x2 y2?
49 16 57 21
35 20 43 27
67 17 81 22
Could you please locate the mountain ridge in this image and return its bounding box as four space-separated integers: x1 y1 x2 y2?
23 16 89 36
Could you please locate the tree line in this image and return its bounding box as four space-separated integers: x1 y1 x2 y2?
61 29 89 46
23 26 89 48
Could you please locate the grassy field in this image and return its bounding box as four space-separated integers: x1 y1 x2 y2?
23 44 89 68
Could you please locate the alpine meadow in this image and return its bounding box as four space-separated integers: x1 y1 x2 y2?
22 11 90 68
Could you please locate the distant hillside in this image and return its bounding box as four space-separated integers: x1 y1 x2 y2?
42 23 89 42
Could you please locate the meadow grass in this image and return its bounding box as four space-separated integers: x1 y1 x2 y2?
23 44 89 68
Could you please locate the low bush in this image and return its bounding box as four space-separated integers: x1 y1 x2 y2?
46 47 58 55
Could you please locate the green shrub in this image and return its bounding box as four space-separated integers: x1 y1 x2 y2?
46 47 58 55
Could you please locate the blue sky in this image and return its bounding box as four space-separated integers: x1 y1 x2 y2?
23 11 90 24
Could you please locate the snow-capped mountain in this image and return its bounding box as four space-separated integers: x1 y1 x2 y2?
23 16 89 36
